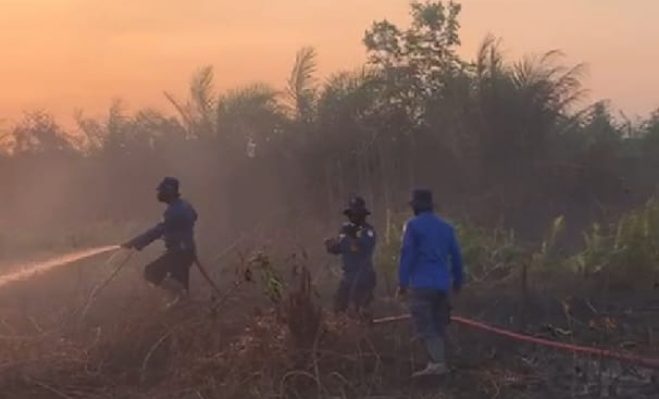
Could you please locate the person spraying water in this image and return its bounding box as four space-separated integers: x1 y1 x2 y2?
121 177 198 308
0 177 209 310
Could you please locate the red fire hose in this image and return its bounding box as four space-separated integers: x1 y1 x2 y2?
372 314 659 370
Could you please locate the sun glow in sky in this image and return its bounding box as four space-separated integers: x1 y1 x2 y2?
1 0 657 127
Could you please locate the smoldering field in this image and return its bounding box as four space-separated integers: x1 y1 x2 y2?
1 1 659 397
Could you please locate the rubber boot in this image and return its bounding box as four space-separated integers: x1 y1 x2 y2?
160 278 187 309
412 336 449 378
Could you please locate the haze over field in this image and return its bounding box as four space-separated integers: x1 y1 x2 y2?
0 2 658 398
1 0 658 126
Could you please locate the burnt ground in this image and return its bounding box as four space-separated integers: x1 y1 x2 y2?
0 252 656 399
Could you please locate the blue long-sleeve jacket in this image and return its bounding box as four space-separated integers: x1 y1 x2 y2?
327 222 376 278
398 212 463 292
128 198 198 252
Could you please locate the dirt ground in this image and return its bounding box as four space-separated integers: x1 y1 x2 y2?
0 249 657 399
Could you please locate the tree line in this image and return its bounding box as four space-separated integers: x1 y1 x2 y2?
1 1 658 246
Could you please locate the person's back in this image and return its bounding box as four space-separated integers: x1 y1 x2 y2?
399 212 462 292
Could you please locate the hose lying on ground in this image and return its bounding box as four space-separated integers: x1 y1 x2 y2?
372 314 659 370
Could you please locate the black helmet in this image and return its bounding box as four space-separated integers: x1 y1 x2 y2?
157 177 180 195
343 196 371 216
410 189 433 211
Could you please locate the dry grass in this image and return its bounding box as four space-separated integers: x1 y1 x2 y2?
0 247 656 399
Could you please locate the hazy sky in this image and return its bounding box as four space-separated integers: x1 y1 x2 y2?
1 0 657 127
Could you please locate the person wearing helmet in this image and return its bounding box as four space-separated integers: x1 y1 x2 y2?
398 189 464 377
325 196 377 317
122 177 198 307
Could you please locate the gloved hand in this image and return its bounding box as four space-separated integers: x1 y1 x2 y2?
395 286 408 300
120 241 135 250
341 223 359 238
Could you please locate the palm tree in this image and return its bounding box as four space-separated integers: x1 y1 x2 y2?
165 65 217 138
286 47 318 124
474 36 586 177
216 83 285 158
471 36 588 227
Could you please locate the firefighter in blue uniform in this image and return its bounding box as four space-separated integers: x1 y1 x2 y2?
398 189 464 377
122 177 198 306
325 196 377 316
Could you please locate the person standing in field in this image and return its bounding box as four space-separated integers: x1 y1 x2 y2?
122 177 198 308
397 189 464 377
325 196 377 318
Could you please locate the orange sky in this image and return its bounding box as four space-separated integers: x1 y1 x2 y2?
1 0 658 128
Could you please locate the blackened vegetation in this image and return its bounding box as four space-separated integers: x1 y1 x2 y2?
0 1 658 398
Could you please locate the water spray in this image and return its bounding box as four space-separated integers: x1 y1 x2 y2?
0 245 121 289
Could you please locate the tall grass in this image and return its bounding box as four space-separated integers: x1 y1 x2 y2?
571 199 659 282
376 201 659 297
